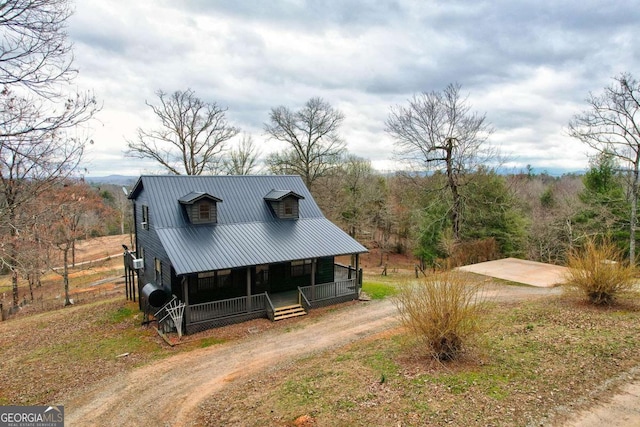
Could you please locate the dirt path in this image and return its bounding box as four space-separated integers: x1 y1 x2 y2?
65 285 562 426
65 298 398 426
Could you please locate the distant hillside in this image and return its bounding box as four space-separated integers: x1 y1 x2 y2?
85 175 138 185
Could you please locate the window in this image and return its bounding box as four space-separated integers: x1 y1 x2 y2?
142 205 149 230
291 259 312 277
197 270 231 292
284 199 294 216
197 271 216 291
256 265 269 287
199 203 211 221
155 258 162 285
217 269 231 288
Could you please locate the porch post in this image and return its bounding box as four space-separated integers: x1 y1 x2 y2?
355 254 360 295
182 277 190 325
311 259 316 301
124 253 129 300
246 268 252 311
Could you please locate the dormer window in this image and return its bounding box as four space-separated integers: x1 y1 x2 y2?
264 189 304 219
284 199 294 216
179 191 222 224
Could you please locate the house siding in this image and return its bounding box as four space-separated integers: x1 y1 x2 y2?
134 190 173 296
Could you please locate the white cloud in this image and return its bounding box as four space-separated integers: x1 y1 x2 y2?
66 0 640 177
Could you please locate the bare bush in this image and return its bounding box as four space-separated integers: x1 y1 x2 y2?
394 271 487 361
564 238 637 305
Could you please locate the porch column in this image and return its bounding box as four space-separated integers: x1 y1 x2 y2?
355 254 360 295
311 259 317 301
246 268 252 311
182 277 189 325
124 253 129 300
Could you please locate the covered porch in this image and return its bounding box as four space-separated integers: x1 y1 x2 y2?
183 263 361 334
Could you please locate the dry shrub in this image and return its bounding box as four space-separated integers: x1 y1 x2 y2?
564 238 637 305
394 270 487 361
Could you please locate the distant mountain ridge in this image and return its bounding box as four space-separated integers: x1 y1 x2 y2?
85 175 138 185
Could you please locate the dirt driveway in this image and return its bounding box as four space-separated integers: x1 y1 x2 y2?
65 284 559 427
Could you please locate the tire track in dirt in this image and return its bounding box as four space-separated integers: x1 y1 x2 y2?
65 299 399 426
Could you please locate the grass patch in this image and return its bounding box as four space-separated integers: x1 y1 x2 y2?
362 280 398 299
108 306 136 324
196 294 640 427
199 337 226 348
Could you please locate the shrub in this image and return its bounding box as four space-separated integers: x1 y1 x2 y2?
394 271 487 361
564 238 637 305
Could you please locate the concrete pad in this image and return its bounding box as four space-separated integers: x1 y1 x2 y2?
457 257 568 288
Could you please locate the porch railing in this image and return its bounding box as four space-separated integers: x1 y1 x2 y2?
297 286 312 310
189 293 267 323
187 278 359 326
265 292 275 321
300 278 357 303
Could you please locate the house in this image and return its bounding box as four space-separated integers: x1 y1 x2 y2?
125 175 368 334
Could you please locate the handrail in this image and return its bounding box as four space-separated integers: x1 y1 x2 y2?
264 292 275 321
297 286 312 310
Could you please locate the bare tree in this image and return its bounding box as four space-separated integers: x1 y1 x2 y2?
44 180 108 305
0 0 99 309
264 97 346 189
569 73 640 264
223 133 261 175
126 89 240 175
0 0 74 94
386 83 494 241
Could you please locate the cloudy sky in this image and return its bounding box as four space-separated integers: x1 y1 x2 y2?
67 0 640 177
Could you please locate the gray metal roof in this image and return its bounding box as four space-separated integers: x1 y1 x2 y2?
178 191 222 205
129 175 367 275
264 189 304 201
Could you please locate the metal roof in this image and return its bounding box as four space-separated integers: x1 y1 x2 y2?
178 191 222 205
129 175 367 275
263 189 305 201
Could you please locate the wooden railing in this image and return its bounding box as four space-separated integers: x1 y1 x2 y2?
264 292 275 321
297 287 312 310
189 293 267 323
187 277 358 325
300 279 357 303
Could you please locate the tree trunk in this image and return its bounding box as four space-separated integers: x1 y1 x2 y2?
630 163 639 266
11 270 18 308
445 138 461 241
63 248 71 306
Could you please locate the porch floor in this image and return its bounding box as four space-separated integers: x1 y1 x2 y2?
269 290 299 308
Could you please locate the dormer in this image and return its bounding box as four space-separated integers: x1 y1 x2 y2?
179 191 222 224
264 189 304 219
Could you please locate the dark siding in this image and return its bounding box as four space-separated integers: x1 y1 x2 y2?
134 187 173 296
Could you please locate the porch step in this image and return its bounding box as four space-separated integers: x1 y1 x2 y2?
273 304 307 321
